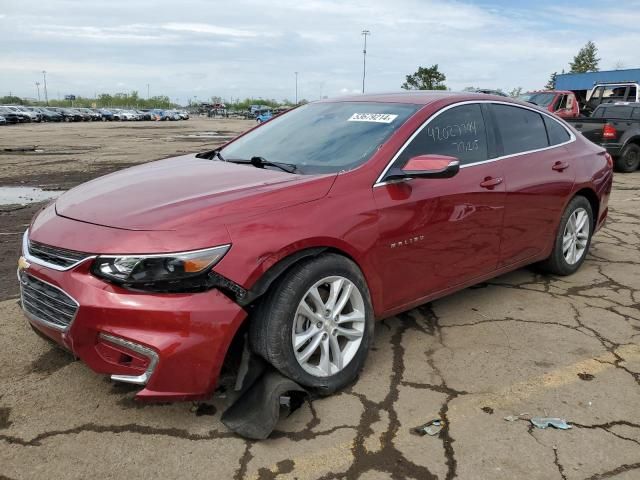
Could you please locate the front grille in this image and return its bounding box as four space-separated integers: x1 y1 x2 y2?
20 273 79 330
28 240 89 269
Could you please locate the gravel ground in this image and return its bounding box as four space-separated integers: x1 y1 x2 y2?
0 119 639 479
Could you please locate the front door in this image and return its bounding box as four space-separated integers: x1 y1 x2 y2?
372 103 506 311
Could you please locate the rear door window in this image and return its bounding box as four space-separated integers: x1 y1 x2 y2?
544 117 571 145
394 104 489 166
491 104 549 155
606 107 633 119
626 86 637 101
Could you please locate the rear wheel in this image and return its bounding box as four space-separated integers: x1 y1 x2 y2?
249 254 374 394
539 196 593 276
615 144 640 173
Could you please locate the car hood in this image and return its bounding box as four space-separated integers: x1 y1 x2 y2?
55 155 336 231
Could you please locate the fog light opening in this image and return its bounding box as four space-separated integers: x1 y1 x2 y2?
98 333 159 386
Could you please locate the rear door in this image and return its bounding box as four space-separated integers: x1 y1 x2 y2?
489 103 576 267
372 103 506 310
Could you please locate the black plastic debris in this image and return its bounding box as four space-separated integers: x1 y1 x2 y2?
3 146 38 152
221 369 308 439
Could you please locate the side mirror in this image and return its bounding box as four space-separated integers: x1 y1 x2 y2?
386 155 460 181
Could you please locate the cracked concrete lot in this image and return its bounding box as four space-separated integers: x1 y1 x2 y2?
1 121 639 479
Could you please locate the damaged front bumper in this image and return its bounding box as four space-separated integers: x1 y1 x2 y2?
18 252 247 401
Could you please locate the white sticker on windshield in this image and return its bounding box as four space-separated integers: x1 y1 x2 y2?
348 113 398 123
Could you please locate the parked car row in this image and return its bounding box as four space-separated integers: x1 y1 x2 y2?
0 106 189 124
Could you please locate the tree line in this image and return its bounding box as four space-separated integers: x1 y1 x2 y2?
1 91 303 111
401 40 611 95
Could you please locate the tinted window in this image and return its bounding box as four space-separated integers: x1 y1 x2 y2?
544 116 571 145
491 104 549 155
606 107 633 119
628 86 637 101
592 107 607 118
395 104 488 166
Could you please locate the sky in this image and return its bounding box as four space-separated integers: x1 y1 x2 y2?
1 0 639 104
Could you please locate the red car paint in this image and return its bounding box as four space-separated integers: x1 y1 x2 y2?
20 92 612 401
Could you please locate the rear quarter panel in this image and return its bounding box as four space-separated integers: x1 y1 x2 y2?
566 137 612 230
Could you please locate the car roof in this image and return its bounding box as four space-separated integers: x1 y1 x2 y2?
317 91 514 105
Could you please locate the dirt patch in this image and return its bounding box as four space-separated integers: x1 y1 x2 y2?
0 203 42 300
29 347 76 375
0 407 12 429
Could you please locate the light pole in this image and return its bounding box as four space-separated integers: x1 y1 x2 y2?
35 82 41 102
295 71 299 104
147 83 150 100
361 30 370 94
42 70 49 105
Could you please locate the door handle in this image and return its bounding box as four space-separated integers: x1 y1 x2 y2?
479 177 503 189
552 161 570 172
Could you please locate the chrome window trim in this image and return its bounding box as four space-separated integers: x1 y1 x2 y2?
374 100 576 187
23 230 95 272
99 333 159 385
18 271 80 332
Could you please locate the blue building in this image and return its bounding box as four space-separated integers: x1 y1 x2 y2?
556 68 640 91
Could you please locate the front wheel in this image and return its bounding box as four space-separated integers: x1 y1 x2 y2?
539 196 593 276
615 144 640 173
249 254 374 394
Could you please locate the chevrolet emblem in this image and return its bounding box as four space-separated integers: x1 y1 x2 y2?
18 256 30 271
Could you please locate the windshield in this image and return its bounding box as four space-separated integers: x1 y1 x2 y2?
221 102 419 174
520 93 556 107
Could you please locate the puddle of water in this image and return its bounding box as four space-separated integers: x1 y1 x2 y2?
0 186 63 206
175 132 234 139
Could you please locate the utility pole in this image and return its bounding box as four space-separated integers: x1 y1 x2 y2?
42 70 49 105
295 72 299 104
361 30 370 94
35 82 41 102
147 83 150 100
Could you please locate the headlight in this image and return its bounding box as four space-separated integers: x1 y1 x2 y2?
91 245 230 290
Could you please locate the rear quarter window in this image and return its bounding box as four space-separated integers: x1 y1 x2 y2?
544 116 571 145
491 104 549 155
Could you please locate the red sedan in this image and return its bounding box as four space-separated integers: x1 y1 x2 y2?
18 92 613 400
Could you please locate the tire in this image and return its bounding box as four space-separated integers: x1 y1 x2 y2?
249 254 374 395
538 196 593 276
615 143 640 173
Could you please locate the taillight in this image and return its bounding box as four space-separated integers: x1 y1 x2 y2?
605 152 613 169
602 124 617 140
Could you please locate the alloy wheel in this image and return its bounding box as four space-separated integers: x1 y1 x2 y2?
562 207 590 265
292 276 365 377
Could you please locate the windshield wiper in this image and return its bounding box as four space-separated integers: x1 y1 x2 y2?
195 148 225 162
227 156 297 174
